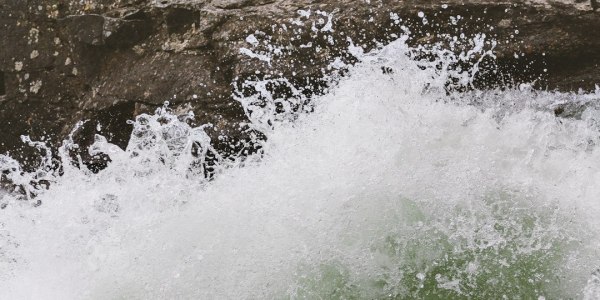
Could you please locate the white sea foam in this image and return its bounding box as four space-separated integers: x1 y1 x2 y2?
1 32 600 299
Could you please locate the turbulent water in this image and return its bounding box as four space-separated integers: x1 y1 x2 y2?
2 20 600 299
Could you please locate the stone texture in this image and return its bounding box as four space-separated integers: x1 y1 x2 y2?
0 0 599 171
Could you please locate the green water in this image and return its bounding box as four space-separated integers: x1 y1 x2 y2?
288 189 587 299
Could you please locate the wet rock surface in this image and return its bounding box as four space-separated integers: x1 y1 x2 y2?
0 0 599 170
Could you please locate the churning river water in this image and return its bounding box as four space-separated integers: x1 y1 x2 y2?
1 25 600 299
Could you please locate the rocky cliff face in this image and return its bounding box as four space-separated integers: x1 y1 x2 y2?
1 0 599 171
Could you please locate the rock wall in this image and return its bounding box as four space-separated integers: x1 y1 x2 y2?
1 0 599 170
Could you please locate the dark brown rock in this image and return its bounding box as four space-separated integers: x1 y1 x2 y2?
212 0 276 9
0 0 599 172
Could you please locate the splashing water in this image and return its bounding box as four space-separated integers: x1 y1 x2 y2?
2 28 600 299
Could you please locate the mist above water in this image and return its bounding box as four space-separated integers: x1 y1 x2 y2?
1 21 600 299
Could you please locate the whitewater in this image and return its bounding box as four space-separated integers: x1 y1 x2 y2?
1 29 600 299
